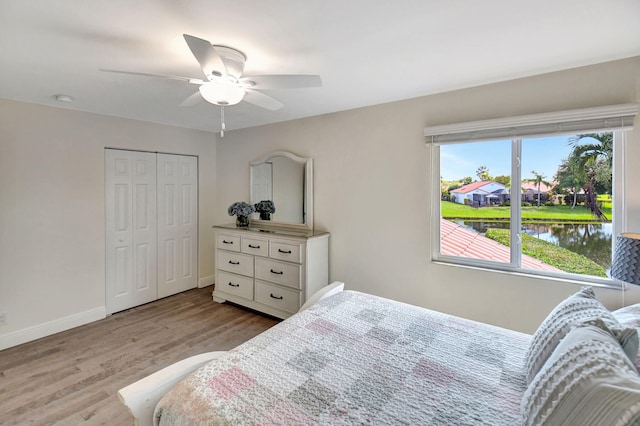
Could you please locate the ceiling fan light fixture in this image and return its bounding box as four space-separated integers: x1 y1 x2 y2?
198 80 245 106
212 45 246 80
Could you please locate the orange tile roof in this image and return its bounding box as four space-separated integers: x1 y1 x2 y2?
440 219 560 271
521 181 555 192
450 181 494 194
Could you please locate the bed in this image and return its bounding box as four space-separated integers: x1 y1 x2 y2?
119 283 640 425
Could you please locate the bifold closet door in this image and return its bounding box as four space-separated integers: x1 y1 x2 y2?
157 154 198 298
105 150 158 314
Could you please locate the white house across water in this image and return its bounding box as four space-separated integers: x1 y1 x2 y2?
450 181 508 206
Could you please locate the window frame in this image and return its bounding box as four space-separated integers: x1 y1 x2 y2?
427 105 637 289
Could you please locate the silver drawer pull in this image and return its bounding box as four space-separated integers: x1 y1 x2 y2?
278 249 292 254
228 282 239 287
270 269 284 275
228 260 240 265
270 293 283 300
248 244 260 249
222 240 234 244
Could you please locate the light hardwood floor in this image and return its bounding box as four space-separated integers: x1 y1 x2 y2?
0 286 280 425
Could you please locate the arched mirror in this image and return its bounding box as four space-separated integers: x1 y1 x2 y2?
250 151 313 230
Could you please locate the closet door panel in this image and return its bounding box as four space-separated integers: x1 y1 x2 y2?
157 154 198 298
157 155 178 297
106 150 134 314
163 238 176 281
132 154 157 305
106 150 157 314
114 246 130 296
179 155 198 289
180 157 197 283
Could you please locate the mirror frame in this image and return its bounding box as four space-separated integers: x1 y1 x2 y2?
250 151 313 231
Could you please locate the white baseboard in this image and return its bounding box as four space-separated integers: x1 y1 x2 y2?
0 307 106 351
198 275 215 288
1 277 216 351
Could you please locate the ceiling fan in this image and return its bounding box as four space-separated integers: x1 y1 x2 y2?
100 34 321 136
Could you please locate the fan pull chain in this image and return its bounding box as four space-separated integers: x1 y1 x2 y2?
220 105 225 138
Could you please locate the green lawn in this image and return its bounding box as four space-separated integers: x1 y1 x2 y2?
599 194 612 209
485 229 607 277
441 201 612 222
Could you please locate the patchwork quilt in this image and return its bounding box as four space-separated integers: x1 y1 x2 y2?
155 291 531 425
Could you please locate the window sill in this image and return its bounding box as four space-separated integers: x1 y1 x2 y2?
431 258 624 291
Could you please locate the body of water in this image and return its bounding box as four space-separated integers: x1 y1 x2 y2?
453 220 613 270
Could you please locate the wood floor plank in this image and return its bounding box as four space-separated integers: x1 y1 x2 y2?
0 286 279 425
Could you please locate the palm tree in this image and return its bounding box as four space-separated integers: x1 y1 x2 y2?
476 165 491 181
524 170 551 207
568 133 613 221
555 157 585 209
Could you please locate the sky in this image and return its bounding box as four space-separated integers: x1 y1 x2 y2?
440 135 576 183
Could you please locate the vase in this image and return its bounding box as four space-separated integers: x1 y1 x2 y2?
259 212 271 220
236 215 249 227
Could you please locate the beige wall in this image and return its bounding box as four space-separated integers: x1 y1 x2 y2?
0 100 216 349
216 56 640 334
1 56 638 349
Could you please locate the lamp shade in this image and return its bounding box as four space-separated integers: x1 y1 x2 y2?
199 80 245 106
611 233 640 285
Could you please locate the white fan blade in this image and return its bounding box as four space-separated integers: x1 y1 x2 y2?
183 34 227 79
243 89 283 111
179 91 203 107
240 75 321 90
99 68 203 84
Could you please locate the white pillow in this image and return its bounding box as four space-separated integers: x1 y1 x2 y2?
613 303 640 328
613 303 640 370
523 287 638 383
522 321 640 426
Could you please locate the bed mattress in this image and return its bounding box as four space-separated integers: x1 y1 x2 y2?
155 290 531 425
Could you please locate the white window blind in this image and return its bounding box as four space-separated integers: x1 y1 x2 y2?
424 104 637 145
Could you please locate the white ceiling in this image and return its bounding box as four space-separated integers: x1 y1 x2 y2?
2 0 640 134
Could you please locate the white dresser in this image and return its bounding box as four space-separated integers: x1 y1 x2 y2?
213 225 330 319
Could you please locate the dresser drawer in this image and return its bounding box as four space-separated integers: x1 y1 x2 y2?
255 280 300 313
217 271 253 300
269 241 302 263
255 258 301 289
217 234 241 252
218 251 254 277
241 237 269 257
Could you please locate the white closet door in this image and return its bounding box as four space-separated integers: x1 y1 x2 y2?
157 154 198 298
105 150 157 314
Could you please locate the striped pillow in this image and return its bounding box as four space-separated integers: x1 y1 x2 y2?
522 321 640 426
523 287 637 383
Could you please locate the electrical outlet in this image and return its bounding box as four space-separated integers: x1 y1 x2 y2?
0 312 6 326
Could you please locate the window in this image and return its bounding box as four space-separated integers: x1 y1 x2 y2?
426 104 637 287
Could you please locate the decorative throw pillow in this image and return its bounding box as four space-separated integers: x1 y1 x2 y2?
613 303 640 328
522 321 640 426
613 303 640 370
523 287 638 383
